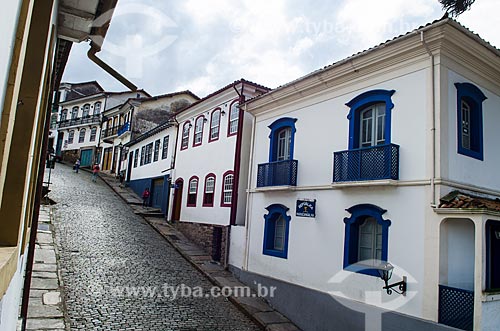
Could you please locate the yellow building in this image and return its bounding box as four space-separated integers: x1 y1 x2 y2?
0 1 119 329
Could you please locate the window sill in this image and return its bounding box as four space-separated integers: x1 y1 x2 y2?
482 291 500 302
331 179 398 189
263 248 287 259
0 246 19 298
254 185 294 192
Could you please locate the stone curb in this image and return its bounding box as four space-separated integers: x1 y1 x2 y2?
99 173 301 331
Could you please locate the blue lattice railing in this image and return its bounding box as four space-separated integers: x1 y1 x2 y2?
257 160 298 187
438 285 474 331
333 143 399 182
117 122 130 136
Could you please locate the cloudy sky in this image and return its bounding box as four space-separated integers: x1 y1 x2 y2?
62 0 499 98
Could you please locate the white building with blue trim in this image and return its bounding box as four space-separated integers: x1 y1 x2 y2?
230 17 500 331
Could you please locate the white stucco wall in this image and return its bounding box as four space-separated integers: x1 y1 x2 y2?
0 252 26 331
129 126 176 181
241 63 436 320
174 91 240 226
444 69 500 190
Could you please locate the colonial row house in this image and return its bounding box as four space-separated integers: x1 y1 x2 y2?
125 79 269 263
228 17 500 331
100 91 198 176
56 87 150 167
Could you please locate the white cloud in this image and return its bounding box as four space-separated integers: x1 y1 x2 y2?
457 0 500 48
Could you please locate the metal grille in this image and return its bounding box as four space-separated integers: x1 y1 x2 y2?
118 122 130 136
58 115 100 128
257 159 298 187
333 144 399 182
438 285 474 331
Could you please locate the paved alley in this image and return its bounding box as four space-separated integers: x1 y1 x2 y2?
49 164 260 331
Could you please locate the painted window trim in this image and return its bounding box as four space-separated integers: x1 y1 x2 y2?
187 175 199 207
68 130 74 144
89 127 97 142
268 117 297 162
202 173 216 207
220 170 234 207
455 82 486 161
162 135 169 160
485 220 500 291
193 115 205 147
153 139 160 162
343 204 391 277
181 121 191 151
345 89 395 150
78 129 86 143
209 108 221 143
227 99 240 137
262 204 291 259
94 101 101 114
133 148 138 168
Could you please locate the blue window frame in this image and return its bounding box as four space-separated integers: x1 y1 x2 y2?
268 117 297 162
343 204 391 276
455 83 486 161
486 220 500 291
263 204 291 259
345 90 395 149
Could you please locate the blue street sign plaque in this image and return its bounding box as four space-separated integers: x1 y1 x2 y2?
296 199 316 218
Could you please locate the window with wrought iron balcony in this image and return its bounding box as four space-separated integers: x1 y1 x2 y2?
332 90 399 183
257 118 298 188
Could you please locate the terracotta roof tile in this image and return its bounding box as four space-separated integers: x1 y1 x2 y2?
439 191 500 212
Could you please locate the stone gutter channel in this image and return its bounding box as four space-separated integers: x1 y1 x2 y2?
98 171 301 331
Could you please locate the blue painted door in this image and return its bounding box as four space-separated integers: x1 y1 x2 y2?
151 178 164 209
80 149 93 167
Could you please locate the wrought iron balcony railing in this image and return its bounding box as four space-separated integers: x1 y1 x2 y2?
102 126 119 138
58 115 100 128
117 122 130 136
257 159 298 187
333 143 399 182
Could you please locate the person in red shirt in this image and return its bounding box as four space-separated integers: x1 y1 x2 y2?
142 188 150 207
92 164 100 182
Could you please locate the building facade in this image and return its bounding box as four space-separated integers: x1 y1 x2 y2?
171 79 269 263
0 0 118 330
231 18 500 331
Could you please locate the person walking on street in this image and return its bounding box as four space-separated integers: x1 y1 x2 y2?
92 163 100 182
74 158 80 173
142 188 150 207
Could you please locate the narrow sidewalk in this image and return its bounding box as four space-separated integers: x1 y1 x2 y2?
98 173 301 331
22 205 66 331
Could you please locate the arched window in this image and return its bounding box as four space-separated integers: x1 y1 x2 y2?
221 171 234 207
181 121 190 150
60 109 68 121
94 102 101 115
345 89 395 149
268 117 297 162
228 101 239 136
193 116 204 147
78 129 86 143
209 108 221 142
343 204 391 276
71 106 79 119
90 127 97 142
263 204 291 259
455 83 486 160
68 130 74 144
82 104 90 117
187 176 199 207
203 174 216 207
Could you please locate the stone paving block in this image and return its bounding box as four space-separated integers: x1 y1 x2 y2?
233 296 274 314
43 291 61 305
266 323 301 331
32 271 58 279
254 311 289 325
36 233 54 244
31 277 58 290
27 304 63 318
29 289 45 298
214 276 246 288
26 318 65 330
33 263 57 272
34 248 56 264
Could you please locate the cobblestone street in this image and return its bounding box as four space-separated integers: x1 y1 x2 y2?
49 164 260 331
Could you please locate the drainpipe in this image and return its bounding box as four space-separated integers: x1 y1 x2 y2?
421 31 437 207
168 118 180 222
87 45 137 91
243 103 256 271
